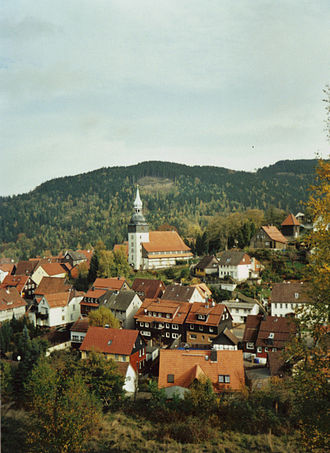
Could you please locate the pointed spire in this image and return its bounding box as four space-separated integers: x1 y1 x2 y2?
134 186 143 210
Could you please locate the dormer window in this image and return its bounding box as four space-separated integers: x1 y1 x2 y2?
268 332 274 339
295 293 299 299
107 340 112 345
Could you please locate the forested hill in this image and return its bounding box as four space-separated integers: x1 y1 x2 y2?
0 159 317 259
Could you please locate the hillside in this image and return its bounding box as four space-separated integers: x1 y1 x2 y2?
0 159 317 259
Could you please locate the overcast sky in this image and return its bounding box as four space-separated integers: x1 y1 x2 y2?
1 0 329 196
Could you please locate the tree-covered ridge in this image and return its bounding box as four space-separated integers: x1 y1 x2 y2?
0 159 318 259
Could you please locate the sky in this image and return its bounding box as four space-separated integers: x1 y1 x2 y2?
1 0 329 196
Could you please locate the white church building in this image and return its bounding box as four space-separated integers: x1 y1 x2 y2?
128 188 193 270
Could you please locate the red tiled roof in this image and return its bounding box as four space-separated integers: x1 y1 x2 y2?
0 287 27 311
158 349 244 392
142 231 192 253
76 250 94 263
2 274 29 294
42 292 70 308
256 316 296 349
134 299 190 324
93 277 127 291
281 213 300 226
0 263 14 274
185 302 227 327
15 260 40 276
80 327 138 355
70 316 90 332
39 262 67 276
84 289 107 299
261 226 287 244
242 314 263 343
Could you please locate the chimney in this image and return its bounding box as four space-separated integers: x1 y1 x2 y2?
210 350 217 362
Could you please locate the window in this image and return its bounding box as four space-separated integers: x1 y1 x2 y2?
295 293 299 299
122 355 127 361
167 374 174 383
209 327 214 333
166 323 170 328
145 322 149 327
141 331 151 336
265 347 269 352
72 305 75 311
199 325 203 331
165 332 170 338
172 333 179 339
190 334 197 339
257 347 262 353
70 314 73 321
268 333 274 339
166 313 170 319
190 324 194 330
72 335 79 341
172 324 179 330
140 322 144 327
246 342 254 350
139 349 142 357
115 354 119 360
218 375 230 383
62 315 65 321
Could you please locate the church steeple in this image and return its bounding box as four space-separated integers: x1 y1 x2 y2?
128 186 149 270
134 186 143 212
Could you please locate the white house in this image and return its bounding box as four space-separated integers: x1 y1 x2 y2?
218 251 252 282
35 290 83 327
270 282 311 317
116 362 138 394
32 262 67 286
0 287 27 323
161 283 206 303
223 299 260 324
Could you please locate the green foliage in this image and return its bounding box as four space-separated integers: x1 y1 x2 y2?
0 160 316 259
88 306 121 328
79 352 125 410
211 287 232 302
184 377 217 415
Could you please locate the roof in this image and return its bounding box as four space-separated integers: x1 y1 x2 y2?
218 251 251 266
242 314 263 343
185 302 227 327
281 213 301 226
142 231 192 253
70 316 90 332
162 284 197 302
84 289 108 299
2 274 29 294
39 262 66 276
0 263 14 273
76 249 93 262
80 327 139 355
256 316 296 349
158 349 244 392
102 290 139 312
35 277 71 295
131 278 165 299
116 362 130 377
268 351 286 376
15 260 40 276
195 256 219 270
191 283 212 298
271 282 311 303
261 226 287 244
65 250 87 261
134 299 190 324
42 292 70 308
0 287 27 311
93 277 128 291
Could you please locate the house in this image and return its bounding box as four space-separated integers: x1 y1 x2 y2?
184 302 232 346
0 287 27 322
128 188 193 270
162 283 205 303
191 283 213 301
92 277 130 292
14 260 40 277
249 257 263 279
70 316 90 347
212 328 239 351
242 314 295 364
281 213 301 240
0 263 15 284
158 349 245 393
116 362 138 394
80 327 146 373
31 262 67 286
2 274 36 299
131 278 165 301
35 290 83 327
100 290 142 329
223 294 260 324
250 226 287 250
218 250 251 282
194 255 219 276
61 250 87 268
80 289 108 316
134 299 191 344
270 282 311 317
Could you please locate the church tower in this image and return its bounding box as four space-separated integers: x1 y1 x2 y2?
128 187 149 270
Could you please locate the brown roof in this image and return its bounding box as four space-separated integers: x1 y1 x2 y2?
0 287 27 311
268 351 286 376
185 302 227 327
35 277 71 295
261 226 287 244
93 277 128 291
80 327 139 355
158 349 244 392
191 283 212 298
271 282 311 303
142 231 192 253
131 278 165 300
116 361 130 377
42 292 70 308
2 274 29 294
256 316 296 349
15 260 40 276
134 299 190 325
70 316 90 332
84 289 107 299
195 255 219 270
162 284 198 302
218 251 251 266
39 262 67 276
0 263 14 274
76 250 94 262
243 314 263 343
281 213 300 226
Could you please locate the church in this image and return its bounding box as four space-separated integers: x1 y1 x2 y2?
128 188 193 270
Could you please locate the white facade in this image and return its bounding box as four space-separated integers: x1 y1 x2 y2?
32 266 66 286
123 363 138 394
36 294 83 327
219 263 250 282
0 269 10 284
128 188 149 270
0 305 26 322
271 301 303 317
224 301 260 324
